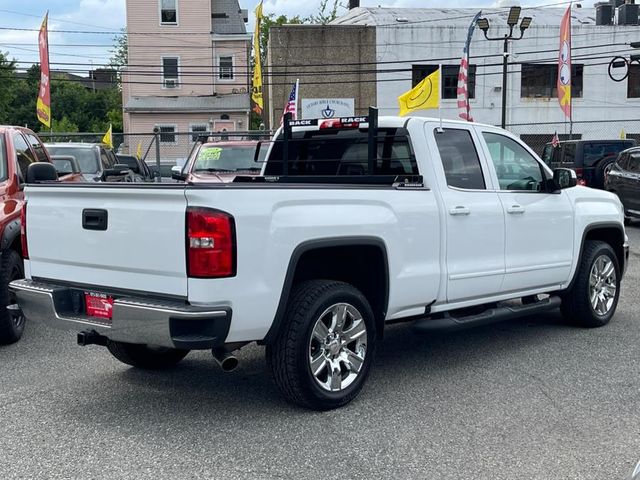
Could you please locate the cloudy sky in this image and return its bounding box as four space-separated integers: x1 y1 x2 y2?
0 0 594 75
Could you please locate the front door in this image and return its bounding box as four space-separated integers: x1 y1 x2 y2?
430 126 505 302
479 130 574 292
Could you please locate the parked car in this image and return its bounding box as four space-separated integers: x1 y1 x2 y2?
172 140 264 183
0 126 82 344
116 154 154 182
541 139 636 188
45 143 136 182
604 146 640 223
11 114 628 410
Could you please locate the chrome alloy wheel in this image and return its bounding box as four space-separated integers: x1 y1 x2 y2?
589 255 617 316
308 303 368 392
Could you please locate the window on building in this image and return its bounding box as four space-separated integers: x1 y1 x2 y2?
434 128 485 190
160 0 177 24
156 125 177 143
521 63 583 98
628 64 640 98
219 56 234 80
162 57 179 87
190 124 208 142
412 65 476 99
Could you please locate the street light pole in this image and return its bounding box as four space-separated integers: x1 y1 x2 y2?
477 7 532 130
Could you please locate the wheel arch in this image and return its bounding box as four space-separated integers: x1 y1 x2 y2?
261 237 390 345
0 218 21 255
566 222 626 291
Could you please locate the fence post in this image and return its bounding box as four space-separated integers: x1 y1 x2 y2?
154 132 161 183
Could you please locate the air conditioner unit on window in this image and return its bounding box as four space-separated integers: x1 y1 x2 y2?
165 79 178 88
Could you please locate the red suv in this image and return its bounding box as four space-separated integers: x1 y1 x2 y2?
0 126 82 344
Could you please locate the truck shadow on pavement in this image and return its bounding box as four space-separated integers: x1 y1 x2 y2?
60 310 588 424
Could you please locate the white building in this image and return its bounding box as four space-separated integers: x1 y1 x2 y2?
332 6 640 150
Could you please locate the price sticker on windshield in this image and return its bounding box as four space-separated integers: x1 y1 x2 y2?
198 147 223 161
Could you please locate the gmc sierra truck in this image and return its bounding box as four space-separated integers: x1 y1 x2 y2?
10 112 629 410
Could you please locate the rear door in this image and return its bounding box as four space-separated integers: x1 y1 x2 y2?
623 153 640 213
478 129 574 291
429 125 505 302
26 185 188 296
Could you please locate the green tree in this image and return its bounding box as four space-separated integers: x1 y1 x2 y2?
51 116 79 133
0 52 16 124
110 28 128 69
306 0 344 24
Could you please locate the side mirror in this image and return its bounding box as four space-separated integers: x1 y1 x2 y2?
102 163 131 180
552 168 578 190
171 165 186 181
26 162 59 183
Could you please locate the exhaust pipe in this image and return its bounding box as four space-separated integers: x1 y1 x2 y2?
212 348 239 372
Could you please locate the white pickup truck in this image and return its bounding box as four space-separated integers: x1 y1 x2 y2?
10 113 629 410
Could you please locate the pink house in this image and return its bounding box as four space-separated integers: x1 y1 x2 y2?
122 0 251 161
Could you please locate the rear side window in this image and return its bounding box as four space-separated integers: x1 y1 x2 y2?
562 143 576 165
583 142 634 166
627 153 640 173
0 136 7 181
25 134 49 162
13 133 36 180
264 128 418 177
434 128 485 190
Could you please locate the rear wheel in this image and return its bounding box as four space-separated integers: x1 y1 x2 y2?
594 158 615 189
561 240 620 328
267 280 376 410
0 249 25 345
106 340 189 369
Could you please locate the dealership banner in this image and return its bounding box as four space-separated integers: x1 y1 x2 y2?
36 12 51 128
301 99 355 119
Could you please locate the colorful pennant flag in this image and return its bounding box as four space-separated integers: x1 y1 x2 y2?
458 11 482 122
36 12 51 128
557 6 572 119
102 124 113 149
251 1 264 116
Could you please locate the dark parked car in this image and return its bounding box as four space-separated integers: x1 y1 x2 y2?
116 154 154 182
541 139 636 188
45 143 137 182
604 146 640 223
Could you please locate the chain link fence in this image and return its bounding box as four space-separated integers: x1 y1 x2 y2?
38 131 276 177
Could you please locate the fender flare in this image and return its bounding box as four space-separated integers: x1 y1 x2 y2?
0 218 21 251
261 236 390 345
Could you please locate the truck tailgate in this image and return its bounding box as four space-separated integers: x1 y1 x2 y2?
25 185 188 296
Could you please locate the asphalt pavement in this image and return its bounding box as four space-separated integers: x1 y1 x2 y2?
2 226 640 479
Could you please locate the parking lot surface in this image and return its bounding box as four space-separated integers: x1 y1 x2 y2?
1 226 639 479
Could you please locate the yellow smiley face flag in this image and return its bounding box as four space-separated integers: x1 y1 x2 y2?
398 68 440 116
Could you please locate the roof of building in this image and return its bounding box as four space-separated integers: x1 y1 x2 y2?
211 0 247 35
331 6 601 28
124 94 250 113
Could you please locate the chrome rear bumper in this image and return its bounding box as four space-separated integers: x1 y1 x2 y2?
9 279 231 349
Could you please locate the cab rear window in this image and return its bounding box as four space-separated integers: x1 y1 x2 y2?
264 128 418 177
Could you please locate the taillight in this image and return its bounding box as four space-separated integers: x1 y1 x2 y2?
574 168 586 186
20 202 28 259
186 207 235 278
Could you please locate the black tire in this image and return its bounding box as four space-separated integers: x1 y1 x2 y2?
106 340 189 369
266 280 377 411
0 249 25 345
594 158 615 189
561 240 620 328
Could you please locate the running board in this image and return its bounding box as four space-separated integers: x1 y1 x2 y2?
413 296 562 333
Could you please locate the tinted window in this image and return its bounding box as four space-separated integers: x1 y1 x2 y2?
0 136 7 181
13 133 36 180
483 132 544 191
562 143 576 165
46 146 100 174
194 145 261 172
627 153 640 173
583 142 635 166
541 145 553 165
617 153 629 170
100 150 111 169
25 134 48 162
434 129 485 190
265 128 418 177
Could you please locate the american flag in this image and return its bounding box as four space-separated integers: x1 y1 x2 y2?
551 132 560 148
281 79 299 124
457 11 482 122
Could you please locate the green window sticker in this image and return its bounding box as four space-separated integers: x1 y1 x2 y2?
198 147 223 161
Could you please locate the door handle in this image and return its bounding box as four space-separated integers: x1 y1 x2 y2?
449 206 470 216
506 204 525 214
83 209 108 231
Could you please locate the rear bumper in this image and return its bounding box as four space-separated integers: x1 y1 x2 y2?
9 279 231 349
